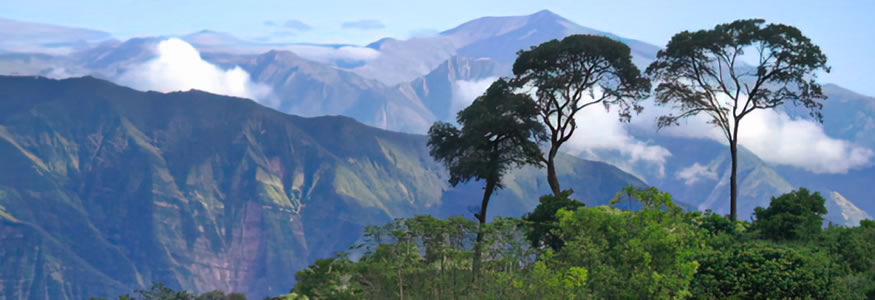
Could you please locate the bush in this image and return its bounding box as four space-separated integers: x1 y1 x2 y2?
752 188 826 241
549 186 701 299
522 189 583 250
691 241 836 299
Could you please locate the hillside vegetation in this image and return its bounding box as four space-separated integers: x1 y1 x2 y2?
100 187 875 299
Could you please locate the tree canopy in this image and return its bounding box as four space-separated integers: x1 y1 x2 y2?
522 190 583 251
512 34 650 196
752 187 827 241
428 78 545 189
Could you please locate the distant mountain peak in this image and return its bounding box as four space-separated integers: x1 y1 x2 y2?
183 30 244 46
366 37 397 50
262 49 301 59
440 9 573 39
528 9 566 21
825 191 872 226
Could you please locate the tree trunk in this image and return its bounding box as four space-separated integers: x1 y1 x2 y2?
397 267 404 300
729 138 738 222
546 146 561 196
472 179 496 281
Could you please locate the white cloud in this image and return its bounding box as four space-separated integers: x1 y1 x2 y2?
566 102 672 176
735 109 873 173
45 67 85 79
451 77 498 115
285 45 380 64
116 38 273 102
641 96 874 174
676 163 718 185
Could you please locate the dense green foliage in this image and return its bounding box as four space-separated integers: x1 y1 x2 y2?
522 189 583 250
752 188 827 240
546 187 700 298
285 187 875 299
90 283 247 300
691 241 835 298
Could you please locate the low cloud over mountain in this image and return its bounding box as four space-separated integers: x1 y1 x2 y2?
116 38 274 103
652 107 873 174
450 77 499 115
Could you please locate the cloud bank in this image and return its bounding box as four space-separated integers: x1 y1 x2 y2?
735 109 873 173
286 45 381 64
566 103 672 176
642 99 873 174
116 38 273 103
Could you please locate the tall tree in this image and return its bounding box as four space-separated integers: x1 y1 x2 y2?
428 78 545 280
512 34 650 196
646 19 829 221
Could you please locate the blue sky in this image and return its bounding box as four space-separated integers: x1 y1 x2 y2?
2 0 873 96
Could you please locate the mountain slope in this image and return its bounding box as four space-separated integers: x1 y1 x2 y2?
404 55 504 121
820 84 875 149
0 76 644 299
239 50 436 132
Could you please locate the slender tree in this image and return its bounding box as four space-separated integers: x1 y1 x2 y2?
512 34 650 196
646 19 829 221
427 78 546 280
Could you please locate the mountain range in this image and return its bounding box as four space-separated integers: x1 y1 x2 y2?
0 9 872 299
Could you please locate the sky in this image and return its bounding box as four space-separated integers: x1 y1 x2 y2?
1 0 874 95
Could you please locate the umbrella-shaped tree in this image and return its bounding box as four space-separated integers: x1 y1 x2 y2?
646 19 829 221
427 78 546 280
512 34 651 197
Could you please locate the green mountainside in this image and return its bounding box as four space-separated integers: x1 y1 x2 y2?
0 75 643 299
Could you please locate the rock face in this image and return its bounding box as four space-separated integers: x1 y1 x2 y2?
0 76 644 299
825 191 872 227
